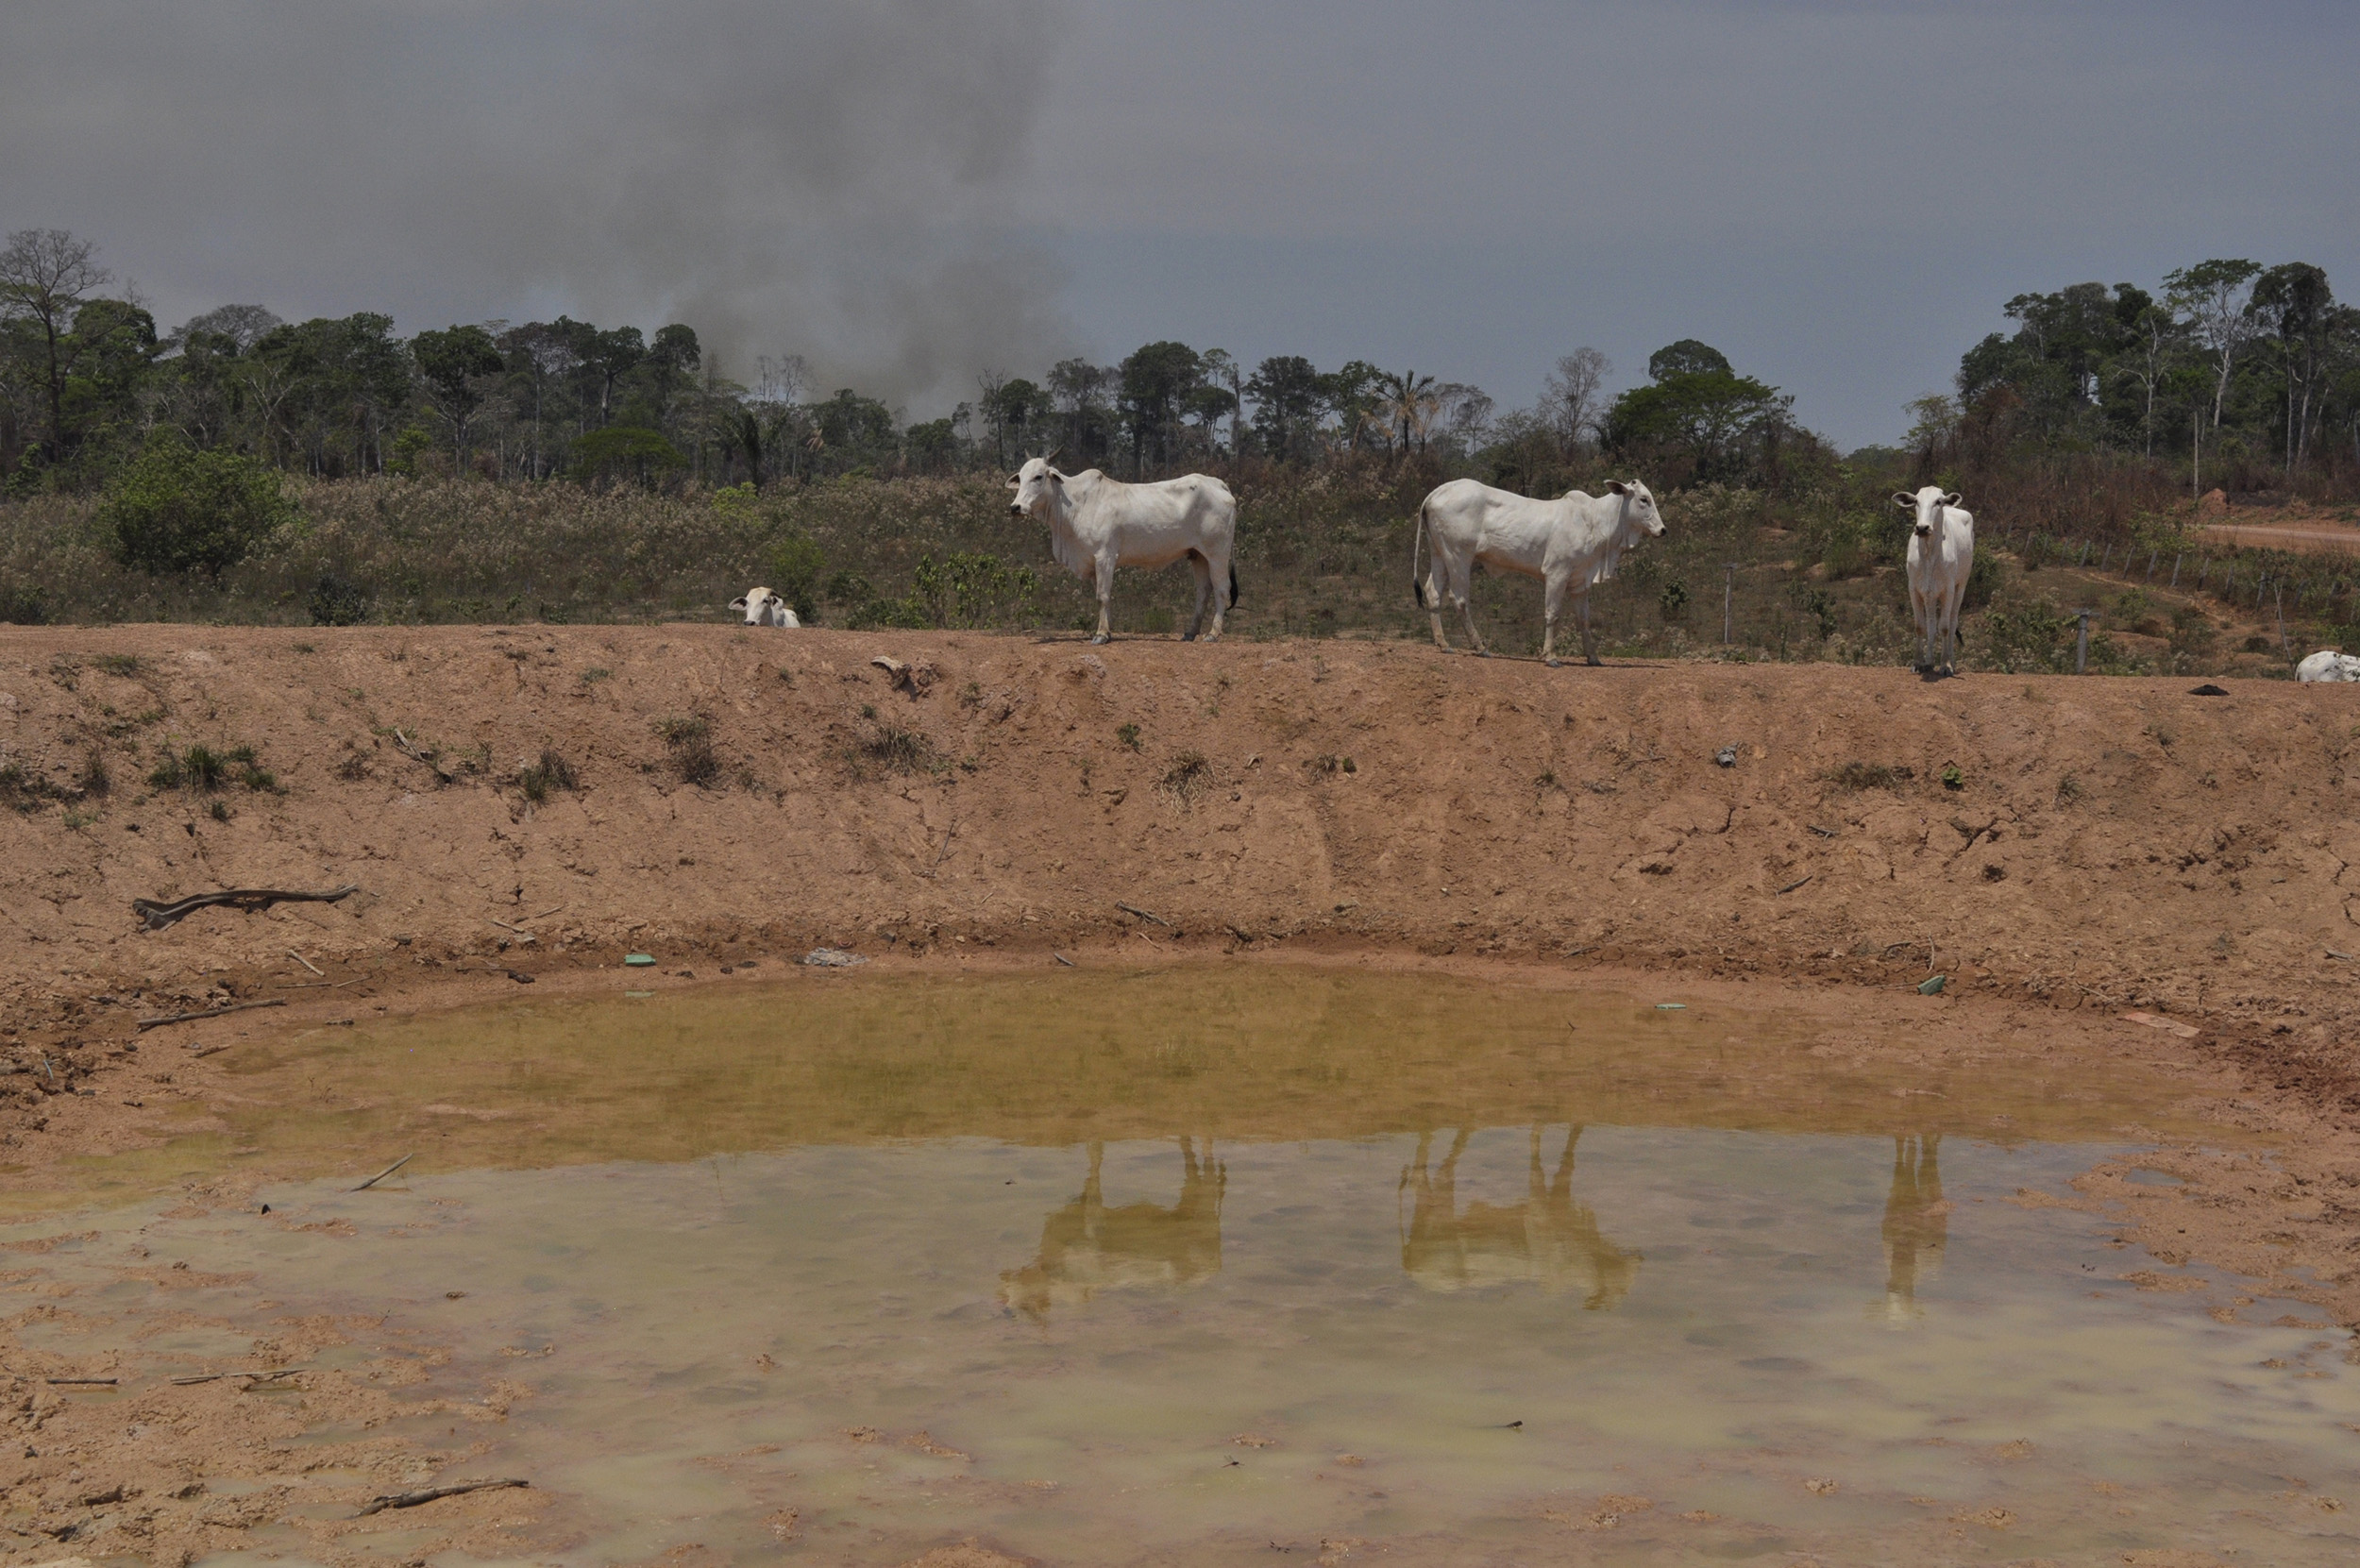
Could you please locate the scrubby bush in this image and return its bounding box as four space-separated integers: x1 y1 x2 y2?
105 437 294 575
1974 593 2072 673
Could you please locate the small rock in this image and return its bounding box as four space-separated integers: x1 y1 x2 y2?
802 948 867 968
1714 745 1738 767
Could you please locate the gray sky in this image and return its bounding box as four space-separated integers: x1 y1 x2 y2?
5 1 2355 447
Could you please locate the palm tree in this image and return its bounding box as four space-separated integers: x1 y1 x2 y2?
1374 367 1440 458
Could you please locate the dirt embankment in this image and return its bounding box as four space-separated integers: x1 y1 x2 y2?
4 621 2360 1137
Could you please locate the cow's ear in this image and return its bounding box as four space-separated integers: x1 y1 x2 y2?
1048 467 1066 484
1893 491 1915 509
1943 491 1962 507
1005 472 1022 487
1606 480 1630 496
729 598 748 611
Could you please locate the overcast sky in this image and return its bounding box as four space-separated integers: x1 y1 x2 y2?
5 1 2355 447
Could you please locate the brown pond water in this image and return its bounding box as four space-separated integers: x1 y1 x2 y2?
13 968 2359 1565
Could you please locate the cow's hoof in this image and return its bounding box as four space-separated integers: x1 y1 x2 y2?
1089 634 1110 646
1181 632 1197 643
1546 658 1561 669
1476 649 1492 659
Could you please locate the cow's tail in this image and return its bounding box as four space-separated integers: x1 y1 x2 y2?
1411 502 1429 608
1228 560 1239 610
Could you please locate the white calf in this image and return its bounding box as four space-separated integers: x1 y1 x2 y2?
729 586 799 628
2297 649 2360 682
1896 487 1974 675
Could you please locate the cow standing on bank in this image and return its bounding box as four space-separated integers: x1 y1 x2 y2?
1896 486 1974 675
1412 478 1667 666
1007 455 1239 644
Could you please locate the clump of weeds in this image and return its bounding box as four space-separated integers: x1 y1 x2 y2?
520 748 580 803
1827 761 1913 790
654 717 719 788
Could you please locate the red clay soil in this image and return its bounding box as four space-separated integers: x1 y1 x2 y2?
6 623 2360 1565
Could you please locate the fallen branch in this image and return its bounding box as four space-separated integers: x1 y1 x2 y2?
351 1153 415 1192
1052 952 1076 968
140 998 285 1031
273 977 367 991
1117 902 1171 927
1807 824 1838 839
171 1368 301 1387
46 1376 117 1386
354 1478 528 1517
133 884 361 932
1776 875 1813 896
289 949 324 977
391 730 454 783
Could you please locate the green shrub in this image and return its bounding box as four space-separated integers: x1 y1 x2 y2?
768 532 825 622
307 573 373 626
570 427 683 488
105 437 295 576
1974 593 2071 673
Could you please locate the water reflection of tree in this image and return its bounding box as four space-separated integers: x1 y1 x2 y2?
1876 1133 1948 1324
1397 1126 1641 1308
998 1138 1226 1322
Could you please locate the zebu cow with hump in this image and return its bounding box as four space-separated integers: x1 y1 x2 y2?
1413 478 1666 666
1896 486 1974 675
1008 455 1239 644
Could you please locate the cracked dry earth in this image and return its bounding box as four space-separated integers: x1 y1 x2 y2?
2 623 2360 1565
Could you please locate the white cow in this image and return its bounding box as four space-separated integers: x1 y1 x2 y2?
729 586 799 628
1411 478 1666 666
2297 649 2360 682
1007 455 1238 644
1896 486 1974 675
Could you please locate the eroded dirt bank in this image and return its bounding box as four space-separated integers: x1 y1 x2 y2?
7 624 2360 1564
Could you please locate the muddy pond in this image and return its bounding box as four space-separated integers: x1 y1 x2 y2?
16 967 2359 1564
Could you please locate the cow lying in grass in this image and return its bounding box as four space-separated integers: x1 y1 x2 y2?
1411 478 1666 666
729 586 799 628
1896 486 1974 675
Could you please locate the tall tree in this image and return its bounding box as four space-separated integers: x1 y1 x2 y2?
1244 355 1323 461
2252 262 2334 471
0 228 113 464
1542 347 1610 453
410 325 505 467
1118 341 1201 472
2164 259 2264 430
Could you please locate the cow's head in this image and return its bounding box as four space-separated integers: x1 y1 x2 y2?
1007 451 1066 520
1893 486 1960 539
732 586 776 625
1605 480 1665 541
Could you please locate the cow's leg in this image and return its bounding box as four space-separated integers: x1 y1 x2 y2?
1205 549 1232 642
1183 552 1212 641
1542 568 1570 666
1456 562 1490 657
1091 555 1116 644
1426 560 1452 649
1944 577 1966 674
1576 594 1600 666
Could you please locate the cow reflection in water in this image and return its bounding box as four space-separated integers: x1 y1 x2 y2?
1398 1126 1641 1308
1878 1133 1947 1324
999 1138 1226 1321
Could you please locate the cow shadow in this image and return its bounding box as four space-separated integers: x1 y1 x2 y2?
1873 1132 1948 1324
999 1137 1228 1322
1397 1125 1642 1308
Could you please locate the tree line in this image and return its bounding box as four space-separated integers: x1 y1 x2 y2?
6 225 2354 531
1909 259 2360 491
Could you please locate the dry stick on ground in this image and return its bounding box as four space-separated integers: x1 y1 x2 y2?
273 977 367 991
352 1153 415 1192
132 884 361 932
46 1377 117 1386
354 1478 529 1518
1808 824 1838 838
1776 876 1813 896
138 997 286 1031
288 949 324 977
171 1368 301 1387
1117 902 1172 927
